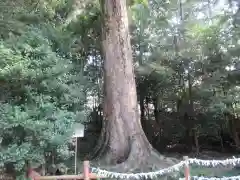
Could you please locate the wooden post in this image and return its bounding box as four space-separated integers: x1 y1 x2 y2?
83 161 90 180
183 156 190 180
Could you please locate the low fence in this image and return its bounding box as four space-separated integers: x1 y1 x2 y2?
33 156 240 180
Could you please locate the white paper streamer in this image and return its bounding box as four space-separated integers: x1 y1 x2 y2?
188 157 240 167
91 160 186 179
179 175 240 180
91 157 240 179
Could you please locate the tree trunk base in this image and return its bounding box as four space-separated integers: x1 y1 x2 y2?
90 139 177 175
87 121 178 175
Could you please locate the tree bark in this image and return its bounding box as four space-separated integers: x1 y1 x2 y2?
95 0 153 165
139 92 147 131
232 118 240 148
193 128 199 154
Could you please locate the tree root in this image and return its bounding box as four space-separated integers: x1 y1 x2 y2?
104 150 177 172
91 141 181 179
86 120 110 160
89 121 181 178
91 151 181 180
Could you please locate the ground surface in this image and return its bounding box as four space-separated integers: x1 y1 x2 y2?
166 151 240 178
73 150 240 179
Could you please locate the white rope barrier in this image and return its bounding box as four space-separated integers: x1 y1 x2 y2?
188 157 240 167
91 160 186 179
179 175 240 180
91 157 240 179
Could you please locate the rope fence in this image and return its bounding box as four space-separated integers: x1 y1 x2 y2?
34 156 240 180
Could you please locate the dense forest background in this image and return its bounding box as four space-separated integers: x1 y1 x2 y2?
0 0 240 179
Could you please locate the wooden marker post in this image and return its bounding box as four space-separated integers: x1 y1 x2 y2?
183 156 190 180
72 123 84 176
83 161 90 180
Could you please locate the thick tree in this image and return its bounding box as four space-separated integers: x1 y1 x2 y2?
90 0 174 171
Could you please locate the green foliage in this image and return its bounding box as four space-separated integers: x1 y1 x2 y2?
131 0 240 146
1 0 240 175
0 25 87 172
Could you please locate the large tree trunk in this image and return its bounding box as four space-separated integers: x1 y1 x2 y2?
89 0 175 172
97 0 152 165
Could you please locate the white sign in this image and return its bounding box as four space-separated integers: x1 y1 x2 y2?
72 123 84 138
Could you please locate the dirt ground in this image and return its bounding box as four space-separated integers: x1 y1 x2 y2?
164 151 240 177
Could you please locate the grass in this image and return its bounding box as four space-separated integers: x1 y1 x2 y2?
189 166 239 177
